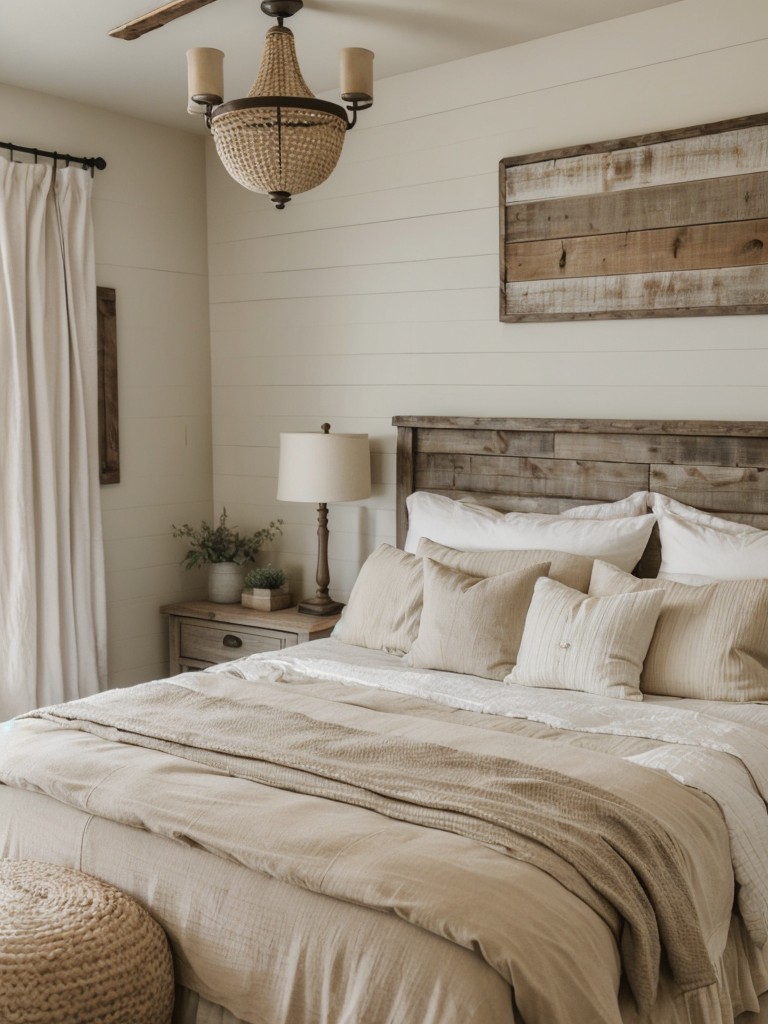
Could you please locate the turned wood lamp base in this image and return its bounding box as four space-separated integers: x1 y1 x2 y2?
298 595 344 616
298 499 343 615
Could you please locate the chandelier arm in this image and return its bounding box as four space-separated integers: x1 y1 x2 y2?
343 99 372 131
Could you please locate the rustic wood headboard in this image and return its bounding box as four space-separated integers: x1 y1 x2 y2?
393 417 768 576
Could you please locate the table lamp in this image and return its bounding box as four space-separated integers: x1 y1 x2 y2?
277 423 371 615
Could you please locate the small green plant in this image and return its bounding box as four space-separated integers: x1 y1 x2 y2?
244 565 286 590
172 509 283 569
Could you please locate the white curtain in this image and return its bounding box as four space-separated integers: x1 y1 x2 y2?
0 156 107 718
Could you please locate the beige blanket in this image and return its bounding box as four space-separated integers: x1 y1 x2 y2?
24 676 719 1016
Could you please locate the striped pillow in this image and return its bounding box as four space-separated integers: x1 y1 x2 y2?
589 560 768 701
506 576 664 700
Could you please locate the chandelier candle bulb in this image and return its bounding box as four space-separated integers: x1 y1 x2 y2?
340 48 374 103
186 47 224 107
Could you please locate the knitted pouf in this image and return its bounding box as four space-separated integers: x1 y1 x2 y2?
0 859 174 1024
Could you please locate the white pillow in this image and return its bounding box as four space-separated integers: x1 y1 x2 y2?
506 576 664 700
651 493 759 535
657 510 768 582
562 491 649 519
404 492 655 572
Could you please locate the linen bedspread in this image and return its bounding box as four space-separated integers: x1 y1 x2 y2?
0 643 756 1024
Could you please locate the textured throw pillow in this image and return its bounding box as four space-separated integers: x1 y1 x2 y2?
506 577 664 700
589 560 768 701
333 544 423 655
417 537 593 592
656 510 768 583
404 491 655 572
406 558 550 680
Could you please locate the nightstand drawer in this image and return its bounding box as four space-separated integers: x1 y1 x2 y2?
179 622 291 663
161 602 341 676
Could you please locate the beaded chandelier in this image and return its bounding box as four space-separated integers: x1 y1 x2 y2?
187 1 373 209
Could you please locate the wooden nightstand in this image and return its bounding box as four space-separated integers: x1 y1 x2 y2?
160 601 341 675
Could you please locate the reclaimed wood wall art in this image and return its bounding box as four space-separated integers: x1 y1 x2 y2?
97 286 120 484
499 112 768 321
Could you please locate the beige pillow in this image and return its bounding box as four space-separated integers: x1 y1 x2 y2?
333 544 423 655
507 577 664 700
407 558 549 680
589 560 768 701
417 537 593 592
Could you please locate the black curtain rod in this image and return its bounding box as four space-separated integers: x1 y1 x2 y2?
0 141 107 173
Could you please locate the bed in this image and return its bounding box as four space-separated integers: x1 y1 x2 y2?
2 415 768 1024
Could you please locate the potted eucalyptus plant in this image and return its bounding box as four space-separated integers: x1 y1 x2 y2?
172 509 283 603
241 565 291 611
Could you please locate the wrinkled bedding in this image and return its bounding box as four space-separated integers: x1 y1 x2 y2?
1 638 768 1024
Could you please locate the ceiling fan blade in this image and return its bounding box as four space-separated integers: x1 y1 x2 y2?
109 0 219 40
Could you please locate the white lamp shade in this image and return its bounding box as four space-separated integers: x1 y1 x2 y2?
277 433 371 503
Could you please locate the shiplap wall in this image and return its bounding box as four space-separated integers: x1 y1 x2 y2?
0 83 213 686
207 0 768 604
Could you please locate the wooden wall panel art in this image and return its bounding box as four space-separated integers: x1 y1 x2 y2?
97 286 120 485
499 112 768 322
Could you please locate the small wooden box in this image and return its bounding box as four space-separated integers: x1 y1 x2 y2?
241 587 292 611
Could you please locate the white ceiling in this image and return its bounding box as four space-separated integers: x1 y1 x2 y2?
1 0 681 133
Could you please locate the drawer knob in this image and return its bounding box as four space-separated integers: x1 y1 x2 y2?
222 634 243 649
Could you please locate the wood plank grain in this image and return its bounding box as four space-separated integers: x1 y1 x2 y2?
109 0 217 40
417 428 554 458
505 171 768 243
396 426 415 549
500 114 768 320
693 512 768 530
504 264 768 319
504 125 768 204
415 453 649 501
500 113 768 174
650 465 768 514
393 416 768 438
554 433 768 469
634 527 662 579
504 219 768 283
97 286 120 485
